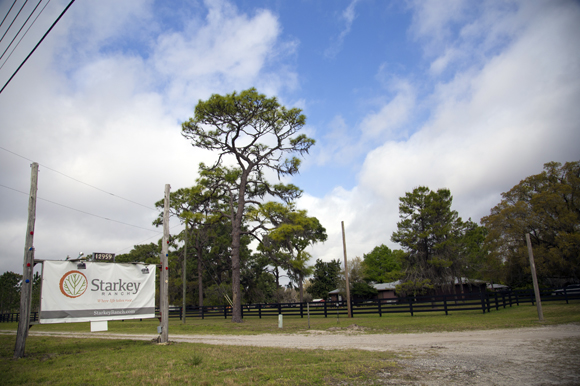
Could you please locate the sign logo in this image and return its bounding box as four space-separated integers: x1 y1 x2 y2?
59 270 88 298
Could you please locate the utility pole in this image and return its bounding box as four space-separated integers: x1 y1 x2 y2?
14 162 38 359
525 233 544 321
160 184 170 343
182 222 188 324
341 221 352 318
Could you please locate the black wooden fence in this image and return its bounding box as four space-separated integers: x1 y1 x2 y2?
169 287 578 320
2 287 578 323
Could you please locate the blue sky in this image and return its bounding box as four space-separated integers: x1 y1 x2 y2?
0 0 579 276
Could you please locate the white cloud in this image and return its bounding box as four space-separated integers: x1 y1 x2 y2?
359 78 416 139
300 0 580 262
0 0 296 274
324 0 360 59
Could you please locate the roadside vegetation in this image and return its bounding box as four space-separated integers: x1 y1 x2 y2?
1 302 579 385
2 301 579 336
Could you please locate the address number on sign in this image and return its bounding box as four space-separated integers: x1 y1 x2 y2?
93 253 115 261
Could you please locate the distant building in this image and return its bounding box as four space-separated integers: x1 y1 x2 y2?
328 278 487 302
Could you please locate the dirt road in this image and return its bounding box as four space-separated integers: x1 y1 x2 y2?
3 324 580 385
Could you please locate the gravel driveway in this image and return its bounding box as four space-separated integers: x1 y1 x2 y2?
3 324 580 385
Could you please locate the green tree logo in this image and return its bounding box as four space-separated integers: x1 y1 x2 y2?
59 270 88 298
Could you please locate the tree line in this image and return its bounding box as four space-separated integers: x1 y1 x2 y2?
306 160 579 300
1 87 577 324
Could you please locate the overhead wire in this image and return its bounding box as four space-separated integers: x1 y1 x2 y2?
0 1 19 32
0 0 51 72
0 0 76 95
0 183 159 233
1 180 185 257
0 0 28 44
0 0 44 65
115 224 182 254
0 146 157 211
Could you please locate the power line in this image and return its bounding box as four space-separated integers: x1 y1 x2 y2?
0 146 157 211
0 0 28 45
0 0 76 95
0 183 159 233
0 1 19 32
0 0 52 73
0 0 44 65
115 223 182 254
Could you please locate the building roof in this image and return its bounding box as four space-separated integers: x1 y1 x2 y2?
329 278 486 294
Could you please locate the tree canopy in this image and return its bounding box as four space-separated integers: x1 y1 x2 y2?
390 187 487 295
361 244 405 284
181 88 315 322
0 271 21 314
307 259 341 299
481 161 580 287
251 202 327 302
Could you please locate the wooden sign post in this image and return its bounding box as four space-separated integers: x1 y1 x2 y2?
341 221 352 318
14 162 39 359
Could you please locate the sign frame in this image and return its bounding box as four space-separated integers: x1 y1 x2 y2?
39 260 155 324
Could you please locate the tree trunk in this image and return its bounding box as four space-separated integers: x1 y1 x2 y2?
274 266 280 288
299 272 304 303
182 223 188 325
230 174 248 323
197 244 203 315
231 224 242 322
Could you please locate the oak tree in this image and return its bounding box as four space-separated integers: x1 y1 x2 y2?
481 161 580 287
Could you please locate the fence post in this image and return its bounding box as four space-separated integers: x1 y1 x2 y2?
258 304 262 319
201 306 204 320
378 299 382 317
278 303 282 315
531 289 535 306
224 305 227 319
351 298 355 317
481 292 486 314
444 295 448 316
179 307 182 321
241 305 244 319
495 292 499 310
487 293 491 313
300 302 303 318
409 298 414 317
324 301 327 318
564 288 569 304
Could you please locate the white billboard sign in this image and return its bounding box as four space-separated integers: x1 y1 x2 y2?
40 261 156 324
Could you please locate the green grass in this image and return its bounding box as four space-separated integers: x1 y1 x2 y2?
0 336 399 385
3 300 579 335
0 301 578 385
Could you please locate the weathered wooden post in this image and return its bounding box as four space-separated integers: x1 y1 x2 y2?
160 184 170 343
182 222 188 325
14 162 38 359
525 233 544 321
341 221 352 318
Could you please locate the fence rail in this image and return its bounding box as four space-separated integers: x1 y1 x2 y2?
166 287 580 320
2 288 578 323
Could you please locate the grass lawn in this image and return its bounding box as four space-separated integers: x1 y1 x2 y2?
0 300 578 385
2 300 579 336
0 335 400 385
